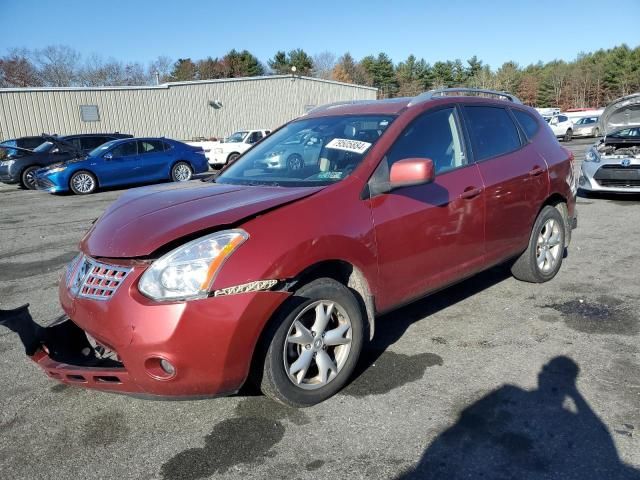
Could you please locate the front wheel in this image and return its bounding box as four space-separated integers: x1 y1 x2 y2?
171 162 193 182
20 166 40 190
227 153 240 164
255 278 364 407
563 129 573 142
593 127 600 137
287 154 303 172
511 205 566 283
69 171 97 195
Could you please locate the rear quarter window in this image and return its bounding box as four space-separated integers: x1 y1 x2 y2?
512 109 540 139
463 106 522 161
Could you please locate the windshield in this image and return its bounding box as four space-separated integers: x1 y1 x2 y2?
88 140 118 157
575 117 598 125
226 131 249 143
609 127 640 138
216 115 395 187
34 141 54 153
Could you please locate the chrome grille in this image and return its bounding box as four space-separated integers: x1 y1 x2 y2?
70 256 131 300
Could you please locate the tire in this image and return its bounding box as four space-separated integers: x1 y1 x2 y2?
593 127 600 138
227 153 240 164
171 161 193 182
20 166 40 190
511 205 566 283
563 129 573 142
255 278 364 407
287 154 303 172
69 171 97 195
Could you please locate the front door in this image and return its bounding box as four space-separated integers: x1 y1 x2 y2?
370 106 486 311
100 140 140 186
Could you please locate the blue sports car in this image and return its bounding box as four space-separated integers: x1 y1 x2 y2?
34 137 209 194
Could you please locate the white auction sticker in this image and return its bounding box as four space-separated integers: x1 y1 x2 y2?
325 138 372 154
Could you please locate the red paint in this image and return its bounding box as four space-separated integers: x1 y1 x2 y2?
33 96 575 397
389 158 435 187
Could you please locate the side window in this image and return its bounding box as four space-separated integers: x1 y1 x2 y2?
111 141 138 158
137 140 164 154
512 109 540 139
385 107 466 175
265 130 271 135
464 106 522 161
247 131 263 144
558 115 568 123
80 136 108 151
67 138 82 151
162 141 173 151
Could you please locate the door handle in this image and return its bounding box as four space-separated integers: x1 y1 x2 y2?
460 186 483 200
528 166 544 177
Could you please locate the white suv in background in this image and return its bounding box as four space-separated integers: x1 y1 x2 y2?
546 114 574 141
211 129 270 167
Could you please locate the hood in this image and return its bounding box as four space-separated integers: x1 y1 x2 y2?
80 181 323 258
599 93 640 134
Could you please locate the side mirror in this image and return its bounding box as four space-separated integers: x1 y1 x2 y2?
104 153 113 160
389 158 435 190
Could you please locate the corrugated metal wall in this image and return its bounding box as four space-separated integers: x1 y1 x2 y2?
0 76 377 141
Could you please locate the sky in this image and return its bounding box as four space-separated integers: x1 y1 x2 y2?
2 0 639 69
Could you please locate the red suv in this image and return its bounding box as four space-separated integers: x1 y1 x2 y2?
2 89 577 407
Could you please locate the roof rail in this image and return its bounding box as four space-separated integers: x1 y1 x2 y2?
408 88 522 106
305 99 378 115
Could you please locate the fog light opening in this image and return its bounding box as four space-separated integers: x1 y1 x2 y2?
145 357 177 380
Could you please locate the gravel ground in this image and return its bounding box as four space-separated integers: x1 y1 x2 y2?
0 138 638 479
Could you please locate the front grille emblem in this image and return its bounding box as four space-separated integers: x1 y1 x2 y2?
621 159 631 167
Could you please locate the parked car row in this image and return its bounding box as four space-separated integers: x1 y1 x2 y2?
0 133 209 194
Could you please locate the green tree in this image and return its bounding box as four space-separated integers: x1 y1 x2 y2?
268 49 313 76
170 58 197 81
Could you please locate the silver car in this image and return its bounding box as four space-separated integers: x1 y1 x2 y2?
579 93 640 194
572 116 601 138
254 130 322 171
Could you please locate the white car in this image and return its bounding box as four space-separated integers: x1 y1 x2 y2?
209 129 271 167
185 140 221 165
545 114 574 141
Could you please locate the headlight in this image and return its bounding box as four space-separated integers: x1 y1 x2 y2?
138 230 248 301
48 165 67 174
214 148 223 154
269 150 285 158
0 159 15 167
584 149 600 163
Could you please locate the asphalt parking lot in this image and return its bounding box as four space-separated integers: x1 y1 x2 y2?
0 138 638 479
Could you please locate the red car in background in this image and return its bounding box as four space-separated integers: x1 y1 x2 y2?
1 88 577 407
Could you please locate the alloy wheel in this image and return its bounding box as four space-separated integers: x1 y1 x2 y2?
173 163 192 181
283 300 353 390
288 155 303 171
536 218 562 273
72 173 95 193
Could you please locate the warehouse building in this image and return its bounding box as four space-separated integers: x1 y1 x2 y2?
0 75 377 141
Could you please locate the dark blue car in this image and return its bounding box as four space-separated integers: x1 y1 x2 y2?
34 138 209 194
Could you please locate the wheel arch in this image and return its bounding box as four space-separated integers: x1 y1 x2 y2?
539 193 571 247
226 152 241 163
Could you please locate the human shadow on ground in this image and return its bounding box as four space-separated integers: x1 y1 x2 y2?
397 356 640 480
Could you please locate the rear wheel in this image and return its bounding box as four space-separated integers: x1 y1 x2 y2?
563 129 573 142
511 205 566 283
593 127 600 137
171 162 193 182
69 171 97 195
20 166 40 190
255 278 364 407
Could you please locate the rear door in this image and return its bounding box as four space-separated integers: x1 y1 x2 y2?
100 140 140 186
370 105 486 309
137 140 168 181
462 105 549 265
